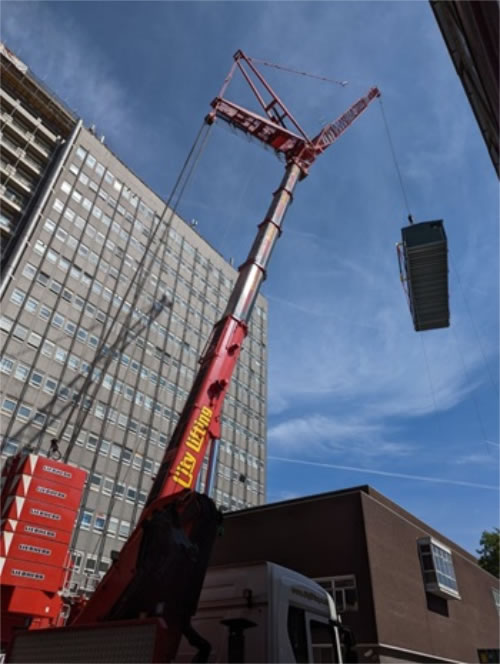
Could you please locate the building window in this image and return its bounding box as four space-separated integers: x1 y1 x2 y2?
315 575 358 612
39 305 52 321
98 559 110 575
51 313 64 329
25 297 39 314
71 550 83 573
89 473 102 490
80 510 93 530
99 439 110 457
110 443 121 461
10 288 25 305
28 332 42 348
2 437 18 455
33 411 46 428
102 477 114 496
121 448 132 465
23 263 37 279
115 483 125 499
0 356 14 374
13 323 28 341
94 514 106 532
418 537 460 599
29 371 44 388
118 520 130 539
75 146 87 161
2 398 16 413
84 555 97 573
492 587 500 615
107 516 118 536
55 348 67 363
43 378 57 394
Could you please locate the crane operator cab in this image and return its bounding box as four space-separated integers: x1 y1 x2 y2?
176 561 353 663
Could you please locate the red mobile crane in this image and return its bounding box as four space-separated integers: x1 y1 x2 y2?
6 51 379 662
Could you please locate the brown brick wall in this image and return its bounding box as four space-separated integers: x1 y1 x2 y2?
210 489 379 645
209 487 499 663
361 491 499 662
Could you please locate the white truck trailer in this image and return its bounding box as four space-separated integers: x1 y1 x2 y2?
176 561 346 663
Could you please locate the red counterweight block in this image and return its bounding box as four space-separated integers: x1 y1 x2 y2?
6 474 84 511
1 517 73 546
1 531 70 569
0 556 67 594
1 496 81 534
7 453 87 492
2 585 63 621
0 452 86 645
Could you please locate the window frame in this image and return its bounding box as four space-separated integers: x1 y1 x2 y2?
417 536 461 600
314 574 358 613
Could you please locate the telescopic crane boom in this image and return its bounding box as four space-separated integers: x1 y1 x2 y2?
68 51 380 660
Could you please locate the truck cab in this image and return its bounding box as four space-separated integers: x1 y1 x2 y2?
177 561 344 663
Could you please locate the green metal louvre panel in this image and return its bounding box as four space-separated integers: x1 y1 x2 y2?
8 620 161 663
401 220 449 331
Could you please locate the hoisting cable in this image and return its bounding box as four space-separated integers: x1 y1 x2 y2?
170 122 213 213
379 98 498 457
74 119 213 570
448 319 497 459
378 97 413 223
376 91 497 463
61 120 212 461
66 121 214 575
448 253 499 397
248 56 349 87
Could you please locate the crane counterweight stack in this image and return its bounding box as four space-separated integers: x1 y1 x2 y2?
0 451 87 650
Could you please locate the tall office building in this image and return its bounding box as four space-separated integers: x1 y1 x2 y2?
0 43 267 595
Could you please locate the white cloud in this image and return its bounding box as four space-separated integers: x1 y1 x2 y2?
268 413 413 462
247 2 497 437
1 3 136 141
454 452 498 466
266 256 487 421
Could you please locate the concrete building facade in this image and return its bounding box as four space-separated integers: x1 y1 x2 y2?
210 486 500 664
0 44 268 596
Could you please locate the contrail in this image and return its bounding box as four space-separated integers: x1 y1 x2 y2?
266 295 382 330
268 456 499 490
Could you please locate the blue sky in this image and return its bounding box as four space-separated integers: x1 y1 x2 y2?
2 1 498 555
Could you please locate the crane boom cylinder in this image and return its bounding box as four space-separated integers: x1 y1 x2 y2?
223 162 301 322
69 162 302 632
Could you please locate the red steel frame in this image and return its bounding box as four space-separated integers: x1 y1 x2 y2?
68 51 380 644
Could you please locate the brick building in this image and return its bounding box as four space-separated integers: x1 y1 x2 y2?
210 485 499 663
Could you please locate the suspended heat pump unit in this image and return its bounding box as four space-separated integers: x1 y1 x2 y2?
397 219 450 332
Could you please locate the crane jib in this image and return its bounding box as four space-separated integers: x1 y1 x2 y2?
314 88 380 152
318 99 369 147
